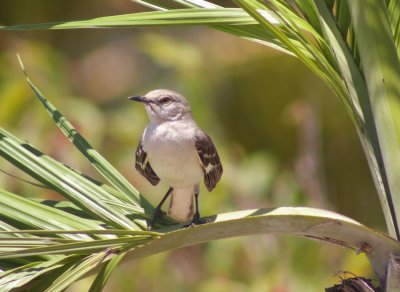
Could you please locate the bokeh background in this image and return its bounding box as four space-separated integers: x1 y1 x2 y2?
0 1 384 291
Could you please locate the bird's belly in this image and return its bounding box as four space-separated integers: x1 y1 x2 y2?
145 139 203 188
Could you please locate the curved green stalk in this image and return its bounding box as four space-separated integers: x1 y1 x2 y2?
119 207 400 282
3 207 398 291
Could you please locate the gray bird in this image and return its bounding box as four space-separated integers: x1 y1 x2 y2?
129 89 223 229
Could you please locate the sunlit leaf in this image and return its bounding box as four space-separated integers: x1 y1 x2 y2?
0 130 140 230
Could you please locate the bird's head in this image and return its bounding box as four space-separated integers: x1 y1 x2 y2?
129 89 192 123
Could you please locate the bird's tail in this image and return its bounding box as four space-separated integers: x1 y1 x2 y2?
168 187 194 222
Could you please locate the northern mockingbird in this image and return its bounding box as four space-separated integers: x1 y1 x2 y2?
129 89 223 229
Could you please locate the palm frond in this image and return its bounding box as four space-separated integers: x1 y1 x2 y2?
0 129 141 231
347 0 400 240
0 190 108 240
0 256 77 290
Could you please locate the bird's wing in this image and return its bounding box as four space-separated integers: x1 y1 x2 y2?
135 134 160 186
194 130 223 191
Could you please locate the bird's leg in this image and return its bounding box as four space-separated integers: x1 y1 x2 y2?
149 187 173 230
185 192 203 227
193 192 201 223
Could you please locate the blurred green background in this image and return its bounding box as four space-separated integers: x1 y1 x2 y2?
0 1 384 291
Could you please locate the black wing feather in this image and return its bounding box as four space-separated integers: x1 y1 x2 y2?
135 135 160 186
195 130 223 191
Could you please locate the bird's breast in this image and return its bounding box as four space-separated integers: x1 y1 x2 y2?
143 121 203 188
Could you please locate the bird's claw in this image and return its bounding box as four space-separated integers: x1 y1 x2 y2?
183 213 203 228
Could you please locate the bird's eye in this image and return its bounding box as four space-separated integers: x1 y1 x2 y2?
159 96 172 104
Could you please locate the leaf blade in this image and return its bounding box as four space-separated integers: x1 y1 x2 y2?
0 128 142 230
17 56 153 213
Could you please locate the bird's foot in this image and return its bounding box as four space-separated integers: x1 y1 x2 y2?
183 212 204 228
148 208 165 230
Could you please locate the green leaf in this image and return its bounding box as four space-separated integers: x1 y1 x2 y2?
1 9 258 29
348 0 400 240
0 8 293 56
17 56 153 213
0 235 156 258
0 129 140 230
0 189 109 240
386 0 400 56
334 0 351 40
313 0 398 239
0 256 77 291
40 252 109 292
0 229 159 236
89 251 126 292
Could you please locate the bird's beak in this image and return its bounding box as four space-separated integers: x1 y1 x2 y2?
128 96 149 103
